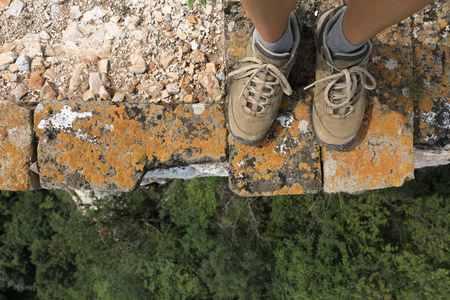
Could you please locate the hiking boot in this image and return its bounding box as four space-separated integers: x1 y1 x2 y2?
228 12 301 145
305 6 376 150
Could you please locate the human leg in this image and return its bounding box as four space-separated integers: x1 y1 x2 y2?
344 0 435 45
308 0 433 149
228 0 300 145
240 0 297 43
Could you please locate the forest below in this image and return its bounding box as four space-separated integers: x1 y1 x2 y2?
1 165 449 299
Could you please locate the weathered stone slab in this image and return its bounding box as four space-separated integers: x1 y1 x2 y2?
228 93 322 196
413 2 450 147
0 101 39 190
34 101 227 191
225 3 321 196
323 21 415 193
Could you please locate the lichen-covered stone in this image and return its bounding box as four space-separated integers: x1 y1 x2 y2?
228 93 322 196
323 21 415 193
35 101 227 191
413 2 450 146
0 101 39 190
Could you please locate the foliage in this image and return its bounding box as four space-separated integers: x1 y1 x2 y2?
1 165 449 299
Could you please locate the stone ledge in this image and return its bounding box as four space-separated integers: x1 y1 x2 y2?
34 101 227 191
0 100 39 190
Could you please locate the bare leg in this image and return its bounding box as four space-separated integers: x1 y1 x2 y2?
344 0 434 45
240 0 297 43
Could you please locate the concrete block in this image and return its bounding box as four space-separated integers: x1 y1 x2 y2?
0 101 39 190
323 20 415 193
413 2 450 146
34 101 227 191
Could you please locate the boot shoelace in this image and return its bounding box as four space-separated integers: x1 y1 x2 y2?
304 61 376 119
229 56 292 116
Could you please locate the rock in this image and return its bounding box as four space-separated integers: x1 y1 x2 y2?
20 39 42 58
112 91 125 102
89 72 103 94
189 50 205 64
39 31 51 40
28 69 46 90
187 15 197 24
206 62 218 74
2 73 18 82
98 59 109 73
69 63 87 90
43 69 57 79
50 4 60 18
154 11 163 22
98 86 110 100
81 6 106 24
198 71 221 97
82 90 95 101
166 83 180 94
31 57 45 70
125 83 135 93
162 5 172 16
6 0 23 17
40 81 58 100
14 83 28 99
15 54 30 72
2 43 15 52
216 69 225 81
52 0 66 4
63 22 84 43
70 5 82 19
182 42 191 54
9 63 18 72
162 89 170 99
34 101 227 190
0 52 18 70
160 52 176 69
0 101 39 190
0 0 11 10
183 94 195 103
129 54 147 74
125 15 140 29
176 28 187 41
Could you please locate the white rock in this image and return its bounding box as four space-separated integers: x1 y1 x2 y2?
89 72 103 94
129 53 146 74
69 63 87 90
98 86 110 100
81 6 106 24
63 22 84 43
112 91 125 102
6 0 24 17
70 6 82 20
15 54 30 72
166 83 180 94
50 4 60 18
98 59 109 73
0 52 18 70
162 5 172 16
125 15 140 29
39 31 51 40
52 0 66 4
31 57 45 70
14 83 28 100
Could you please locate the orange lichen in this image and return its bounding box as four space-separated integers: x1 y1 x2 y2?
35 102 227 191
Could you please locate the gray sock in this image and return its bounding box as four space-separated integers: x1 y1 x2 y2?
327 9 367 56
254 18 294 54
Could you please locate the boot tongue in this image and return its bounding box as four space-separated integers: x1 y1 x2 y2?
331 43 370 69
254 41 291 69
